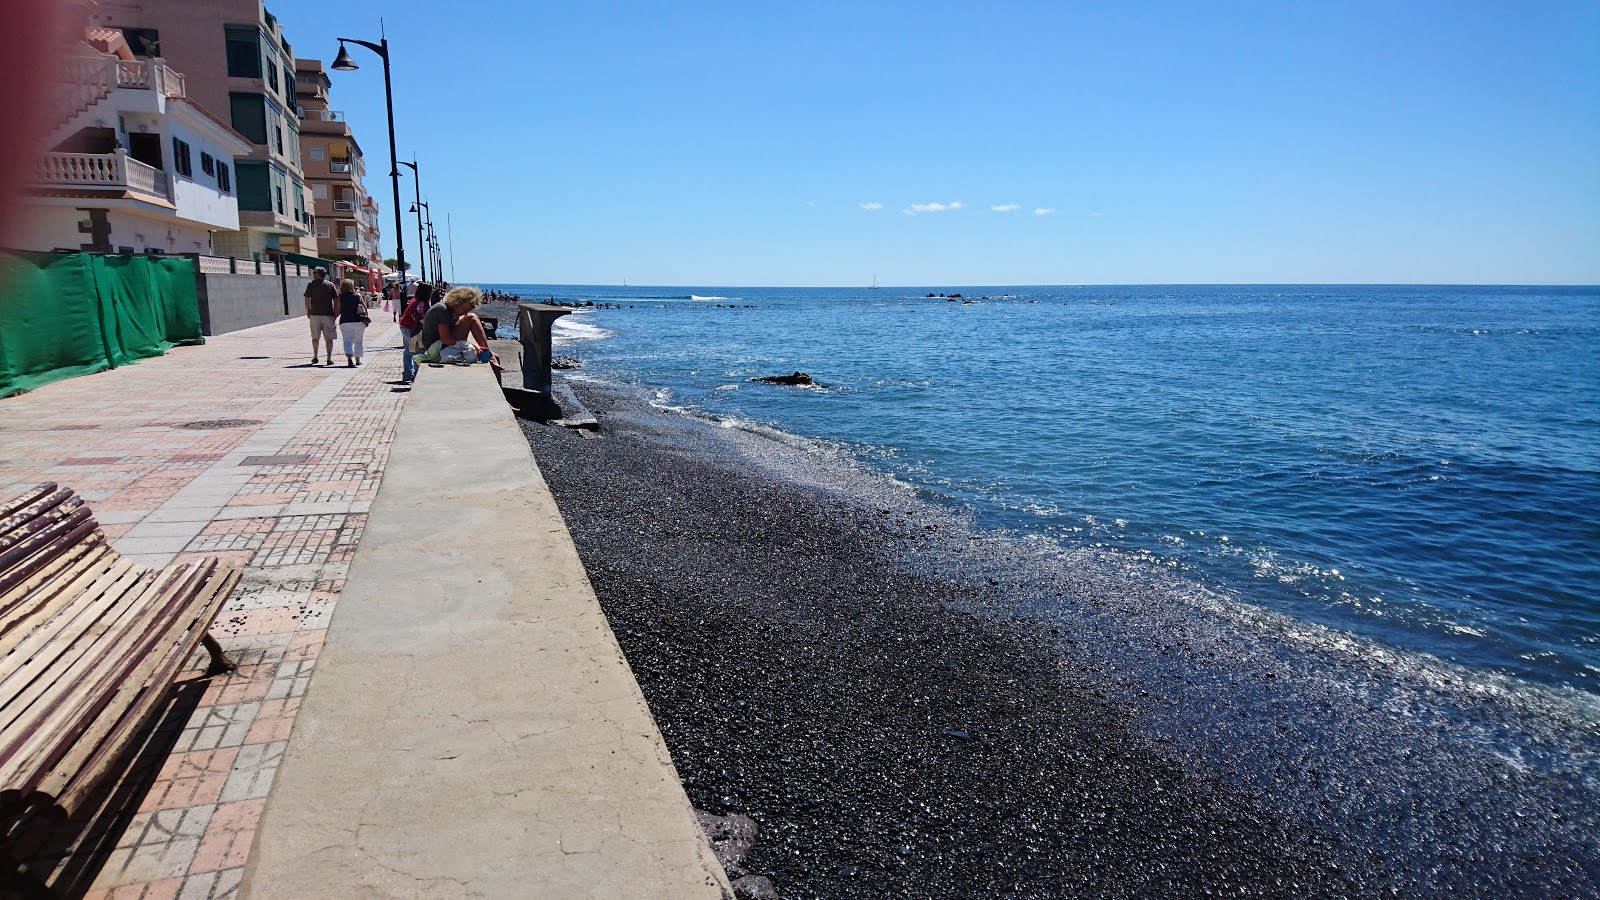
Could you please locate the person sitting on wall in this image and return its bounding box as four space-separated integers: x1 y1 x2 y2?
413 286 501 377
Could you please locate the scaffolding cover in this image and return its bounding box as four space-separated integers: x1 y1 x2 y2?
0 251 203 397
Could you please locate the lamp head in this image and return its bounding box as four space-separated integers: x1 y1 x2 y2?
331 43 359 71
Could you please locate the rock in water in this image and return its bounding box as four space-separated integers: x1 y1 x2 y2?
753 371 815 386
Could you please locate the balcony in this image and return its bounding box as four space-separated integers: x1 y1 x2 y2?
329 161 353 174
335 239 357 251
56 58 187 123
332 200 356 212
34 150 169 198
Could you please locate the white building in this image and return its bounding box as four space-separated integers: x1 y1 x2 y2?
9 30 253 256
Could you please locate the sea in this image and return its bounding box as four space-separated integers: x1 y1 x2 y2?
485 283 1598 701
478 282 1600 891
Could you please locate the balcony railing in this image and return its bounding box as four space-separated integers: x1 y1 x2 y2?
335 239 357 251
331 200 356 212
55 57 187 121
306 109 345 122
328 161 352 173
34 150 168 197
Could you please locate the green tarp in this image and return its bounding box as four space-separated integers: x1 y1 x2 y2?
0 251 203 397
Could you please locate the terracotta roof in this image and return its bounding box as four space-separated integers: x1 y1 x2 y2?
31 187 178 210
85 28 135 61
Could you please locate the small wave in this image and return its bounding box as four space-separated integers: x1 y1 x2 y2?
690 295 740 302
552 318 614 347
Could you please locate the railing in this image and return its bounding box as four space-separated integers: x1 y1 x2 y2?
54 57 186 124
35 150 168 197
336 239 357 250
307 109 345 122
328 161 352 173
331 200 356 212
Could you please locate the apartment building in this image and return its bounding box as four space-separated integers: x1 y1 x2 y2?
295 59 382 273
87 0 313 259
10 28 252 255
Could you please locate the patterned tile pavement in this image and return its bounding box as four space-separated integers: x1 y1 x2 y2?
0 315 411 898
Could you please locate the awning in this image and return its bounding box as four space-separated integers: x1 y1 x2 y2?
282 251 335 270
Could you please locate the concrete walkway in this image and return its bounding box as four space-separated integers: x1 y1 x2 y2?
242 363 729 899
1 315 409 898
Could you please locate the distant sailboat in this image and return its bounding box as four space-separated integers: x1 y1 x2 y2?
868 274 879 289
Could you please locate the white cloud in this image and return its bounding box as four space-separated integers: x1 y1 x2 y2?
905 201 963 214
991 203 1021 213
858 201 883 211
1034 208 1055 216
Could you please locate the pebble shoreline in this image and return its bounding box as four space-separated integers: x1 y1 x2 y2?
517 381 1364 899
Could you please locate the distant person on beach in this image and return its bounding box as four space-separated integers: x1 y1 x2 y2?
303 267 338 366
337 277 368 368
397 282 434 383
414 286 501 376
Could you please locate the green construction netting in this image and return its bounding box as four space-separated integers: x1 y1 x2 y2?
0 251 203 397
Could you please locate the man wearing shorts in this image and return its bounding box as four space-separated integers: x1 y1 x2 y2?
303 267 338 365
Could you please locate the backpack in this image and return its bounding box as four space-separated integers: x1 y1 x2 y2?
399 297 427 332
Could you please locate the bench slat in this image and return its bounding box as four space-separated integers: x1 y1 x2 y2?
0 513 98 610
0 488 83 560
0 484 68 536
52 565 242 811
0 567 192 792
0 542 118 654
0 554 140 695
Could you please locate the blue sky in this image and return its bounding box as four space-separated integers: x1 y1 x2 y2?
270 0 1599 285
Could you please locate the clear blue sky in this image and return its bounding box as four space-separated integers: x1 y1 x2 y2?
269 0 1600 286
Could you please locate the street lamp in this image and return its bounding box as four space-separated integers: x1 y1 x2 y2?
411 199 430 282
331 32 406 290
398 158 426 284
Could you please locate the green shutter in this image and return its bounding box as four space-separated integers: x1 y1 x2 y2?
229 93 267 144
235 161 271 210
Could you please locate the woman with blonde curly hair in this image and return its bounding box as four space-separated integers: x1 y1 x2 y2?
414 286 500 373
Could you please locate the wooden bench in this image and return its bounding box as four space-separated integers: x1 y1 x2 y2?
0 483 240 893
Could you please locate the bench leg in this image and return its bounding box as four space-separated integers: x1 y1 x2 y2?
201 633 236 677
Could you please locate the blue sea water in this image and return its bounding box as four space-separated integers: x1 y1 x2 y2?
488 284 1600 696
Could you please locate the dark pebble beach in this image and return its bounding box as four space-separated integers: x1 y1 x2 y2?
517 378 1599 900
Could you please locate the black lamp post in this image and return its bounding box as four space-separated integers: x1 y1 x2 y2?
411 199 430 282
399 158 426 284
331 33 405 288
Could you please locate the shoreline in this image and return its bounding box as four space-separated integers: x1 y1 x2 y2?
516 377 1599 898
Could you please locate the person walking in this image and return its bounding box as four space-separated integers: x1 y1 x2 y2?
396 282 433 383
303 266 338 366
337 277 368 367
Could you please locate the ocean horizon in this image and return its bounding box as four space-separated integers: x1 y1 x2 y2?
481 281 1599 709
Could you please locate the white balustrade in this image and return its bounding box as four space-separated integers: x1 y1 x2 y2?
35 150 168 198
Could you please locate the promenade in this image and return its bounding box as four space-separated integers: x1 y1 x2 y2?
2 316 407 897
2 314 727 899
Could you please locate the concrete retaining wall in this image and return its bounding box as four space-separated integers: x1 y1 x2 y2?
196 272 296 336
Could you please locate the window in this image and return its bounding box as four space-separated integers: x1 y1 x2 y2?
275 185 284 214
313 183 327 199
229 93 267 144
224 26 261 78
172 138 192 177
201 152 214 176
309 147 324 162
217 162 232 194
316 224 331 238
